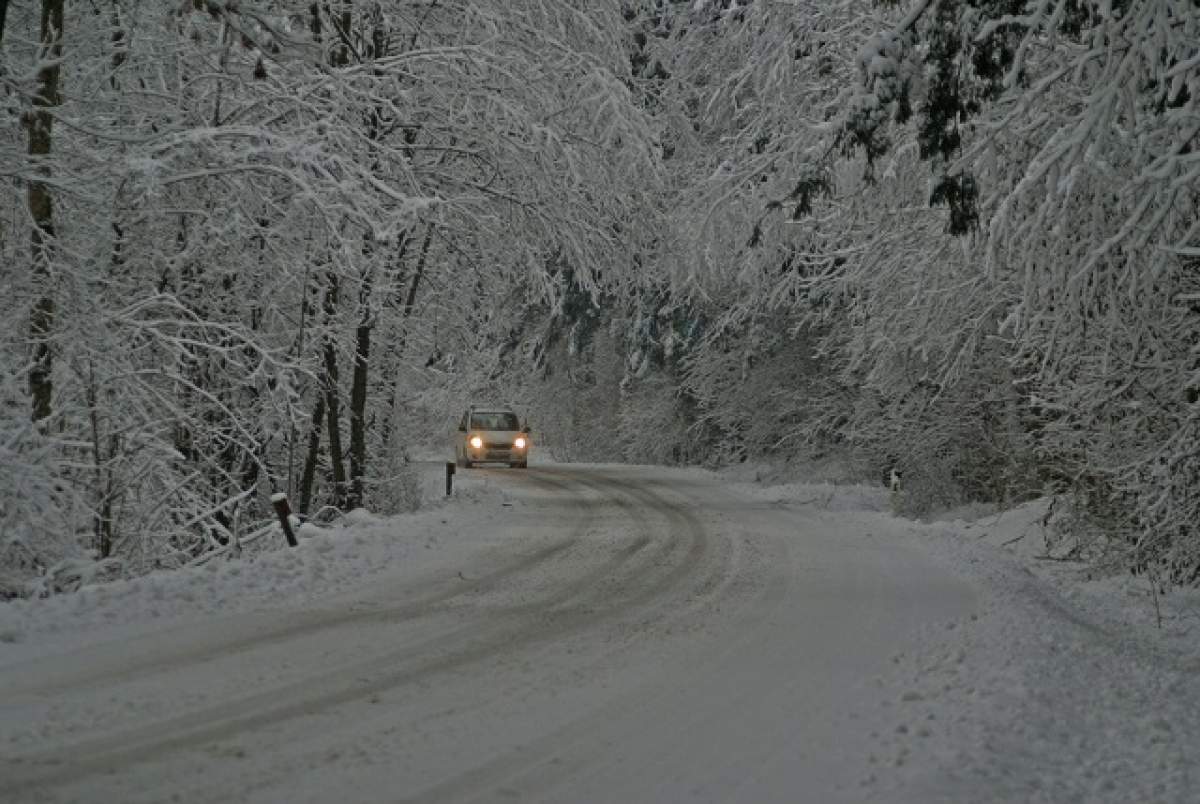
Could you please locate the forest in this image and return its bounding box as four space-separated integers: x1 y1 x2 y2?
1 0 1197 596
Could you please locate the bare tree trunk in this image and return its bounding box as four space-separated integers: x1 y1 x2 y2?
400 229 431 316
27 0 65 423
380 226 433 450
108 0 125 88
347 265 373 510
298 392 325 516
321 271 348 509
323 342 347 508
86 363 114 557
320 0 354 67
304 3 355 510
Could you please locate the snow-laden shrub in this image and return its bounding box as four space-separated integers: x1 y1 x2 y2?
678 321 827 464
1038 366 1200 584
0 427 91 598
24 556 125 599
512 327 625 463
616 375 697 465
1132 422 1200 585
368 451 421 515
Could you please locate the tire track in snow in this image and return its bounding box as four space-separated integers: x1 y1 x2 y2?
2 467 729 797
0 471 589 701
396 472 757 804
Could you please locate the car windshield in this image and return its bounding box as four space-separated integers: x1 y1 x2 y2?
471 412 519 431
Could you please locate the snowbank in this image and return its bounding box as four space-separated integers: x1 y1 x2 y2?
0 461 507 661
734 473 1200 802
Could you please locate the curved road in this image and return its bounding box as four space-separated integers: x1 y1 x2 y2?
0 465 975 803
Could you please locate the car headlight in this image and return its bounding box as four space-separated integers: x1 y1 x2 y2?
514 437 526 449
469 436 483 449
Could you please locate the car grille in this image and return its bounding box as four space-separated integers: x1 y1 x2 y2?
483 442 512 450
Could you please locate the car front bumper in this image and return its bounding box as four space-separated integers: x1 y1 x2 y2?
468 446 527 463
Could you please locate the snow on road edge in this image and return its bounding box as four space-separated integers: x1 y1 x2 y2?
0 466 507 663
724 470 1200 803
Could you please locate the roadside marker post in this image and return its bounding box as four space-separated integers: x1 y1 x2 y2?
270 493 299 547
446 461 456 496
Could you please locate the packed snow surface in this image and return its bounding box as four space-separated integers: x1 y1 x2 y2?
1 462 1197 802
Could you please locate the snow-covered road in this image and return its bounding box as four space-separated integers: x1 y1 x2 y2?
2 464 1195 803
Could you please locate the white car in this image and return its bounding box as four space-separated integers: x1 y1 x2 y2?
455 406 530 468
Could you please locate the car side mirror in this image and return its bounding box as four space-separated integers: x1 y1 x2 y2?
457 424 467 432
521 425 531 434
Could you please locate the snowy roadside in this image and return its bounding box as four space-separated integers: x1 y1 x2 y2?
0 461 510 666
724 466 1200 802
891 501 1200 803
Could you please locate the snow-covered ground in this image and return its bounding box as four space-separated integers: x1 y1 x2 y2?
1 461 1197 802
872 500 1200 802
0 462 510 658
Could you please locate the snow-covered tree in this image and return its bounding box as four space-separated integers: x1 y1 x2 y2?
0 0 661 594
840 0 1200 575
